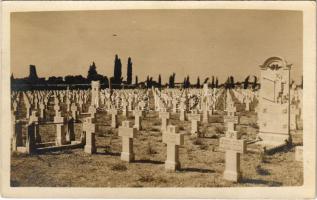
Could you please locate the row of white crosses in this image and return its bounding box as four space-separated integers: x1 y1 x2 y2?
153 86 224 119
11 82 151 154
115 89 248 175
290 83 303 130
153 86 228 139
117 119 184 172
109 89 149 112
11 85 249 178
11 88 95 154
12 89 92 121
231 87 260 112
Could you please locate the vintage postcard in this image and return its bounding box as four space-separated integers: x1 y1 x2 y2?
1 1 316 199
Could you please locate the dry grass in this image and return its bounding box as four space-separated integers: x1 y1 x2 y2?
11 100 303 187
111 163 128 171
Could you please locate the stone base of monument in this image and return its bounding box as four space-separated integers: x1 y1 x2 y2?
258 133 291 153
258 142 290 155
121 152 135 162
258 132 290 143
223 170 241 182
165 161 180 172
36 141 83 153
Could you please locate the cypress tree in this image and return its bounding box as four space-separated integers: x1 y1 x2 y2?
158 74 162 88
113 54 122 84
244 76 250 89
211 76 215 88
230 76 235 88
172 73 176 88
87 62 98 81
186 75 190 88
252 76 258 89
196 77 200 88
127 57 132 84
135 75 138 85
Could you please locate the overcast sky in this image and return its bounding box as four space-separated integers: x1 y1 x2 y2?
11 9 302 83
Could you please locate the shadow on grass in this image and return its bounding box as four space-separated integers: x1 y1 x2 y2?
38 149 74 155
256 165 271 176
180 168 215 173
133 159 164 165
95 151 120 156
203 135 219 139
240 178 282 186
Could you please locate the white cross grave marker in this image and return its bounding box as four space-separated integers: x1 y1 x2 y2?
162 125 184 171
219 130 246 182
118 121 137 162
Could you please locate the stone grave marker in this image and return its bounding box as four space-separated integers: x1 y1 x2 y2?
109 108 118 128
66 97 71 112
71 103 78 120
34 97 38 110
39 102 45 118
78 98 84 112
12 100 17 113
29 110 41 143
88 105 97 119
25 98 31 119
91 81 100 108
290 104 300 131
244 97 251 111
118 121 137 162
162 125 184 171
54 106 66 146
133 109 144 131
159 109 170 132
202 101 209 123
26 122 36 154
122 100 128 117
187 110 201 137
179 101 186 121
219 131 246 182
224 104 239 133
83 116 96 154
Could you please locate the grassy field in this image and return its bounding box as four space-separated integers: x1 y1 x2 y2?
11 108 303 187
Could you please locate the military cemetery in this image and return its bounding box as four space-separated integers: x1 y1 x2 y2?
9 10 304 189
9 56 304 187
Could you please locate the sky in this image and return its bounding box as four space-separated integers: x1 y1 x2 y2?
11 9 303 83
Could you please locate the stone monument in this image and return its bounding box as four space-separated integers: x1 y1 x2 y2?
258 57 291 147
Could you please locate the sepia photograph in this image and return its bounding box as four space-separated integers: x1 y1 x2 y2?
1 1 316 199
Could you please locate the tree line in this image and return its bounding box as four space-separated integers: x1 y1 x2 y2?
11 54 264 91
